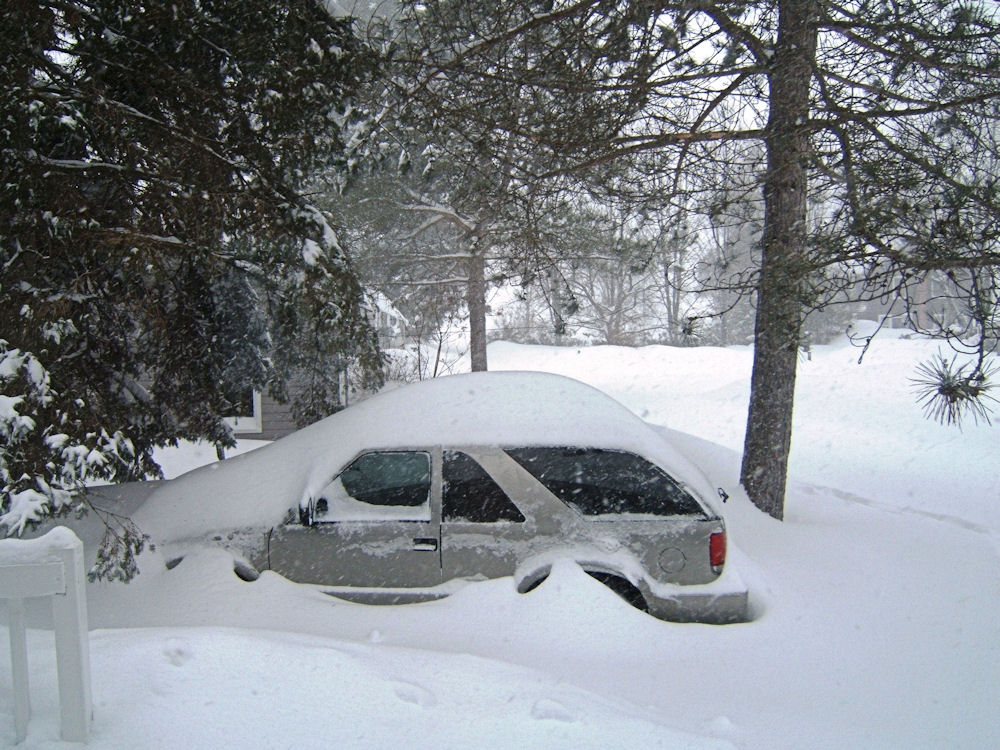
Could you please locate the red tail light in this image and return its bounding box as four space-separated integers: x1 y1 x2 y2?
710 531 727 571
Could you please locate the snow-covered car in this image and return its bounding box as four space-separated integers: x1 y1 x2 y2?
134 371 748 623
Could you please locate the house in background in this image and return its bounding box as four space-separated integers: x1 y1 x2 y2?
225 291 409 441
368 290 410 350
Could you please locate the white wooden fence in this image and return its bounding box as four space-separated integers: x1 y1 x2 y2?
1 527 92 743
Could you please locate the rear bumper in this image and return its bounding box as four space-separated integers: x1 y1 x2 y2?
643 570 750 624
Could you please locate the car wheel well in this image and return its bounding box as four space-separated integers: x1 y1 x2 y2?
585 570 648 612
516 566 551 594
233 559 259 582
516 565 648 612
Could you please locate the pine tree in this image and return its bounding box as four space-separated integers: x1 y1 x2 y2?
1 0 381 568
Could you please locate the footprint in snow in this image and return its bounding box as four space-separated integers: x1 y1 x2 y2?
393 681 437 708
530 698 576 723
163 639 192 667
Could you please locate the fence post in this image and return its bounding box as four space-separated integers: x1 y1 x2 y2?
0 527 92 743
8 597 30 743
51 538 92 742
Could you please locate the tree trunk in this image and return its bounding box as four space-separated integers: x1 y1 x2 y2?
740 0 817 520
467 247 488 371
548 269 565 343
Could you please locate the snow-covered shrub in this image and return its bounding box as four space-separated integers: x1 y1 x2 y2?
0 341 152 580
0 342 129 532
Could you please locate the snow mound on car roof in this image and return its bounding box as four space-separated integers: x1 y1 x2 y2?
135 371 718 541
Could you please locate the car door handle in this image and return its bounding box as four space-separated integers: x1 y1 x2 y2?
412 537 438 552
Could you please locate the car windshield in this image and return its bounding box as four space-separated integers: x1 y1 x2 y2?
505 446 704 517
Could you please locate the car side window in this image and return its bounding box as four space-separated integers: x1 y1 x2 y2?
442 450 525 523
504 447 704 517
313 451 432 522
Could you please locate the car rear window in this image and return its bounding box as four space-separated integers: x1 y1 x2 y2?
504 447 704 517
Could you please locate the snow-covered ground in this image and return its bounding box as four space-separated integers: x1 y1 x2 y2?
3 333 999 749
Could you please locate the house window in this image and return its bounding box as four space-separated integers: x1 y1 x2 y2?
224 388 262 434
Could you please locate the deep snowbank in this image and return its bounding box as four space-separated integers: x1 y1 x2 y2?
2 335 997 750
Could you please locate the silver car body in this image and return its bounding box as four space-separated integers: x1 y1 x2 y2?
135 371 748 623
